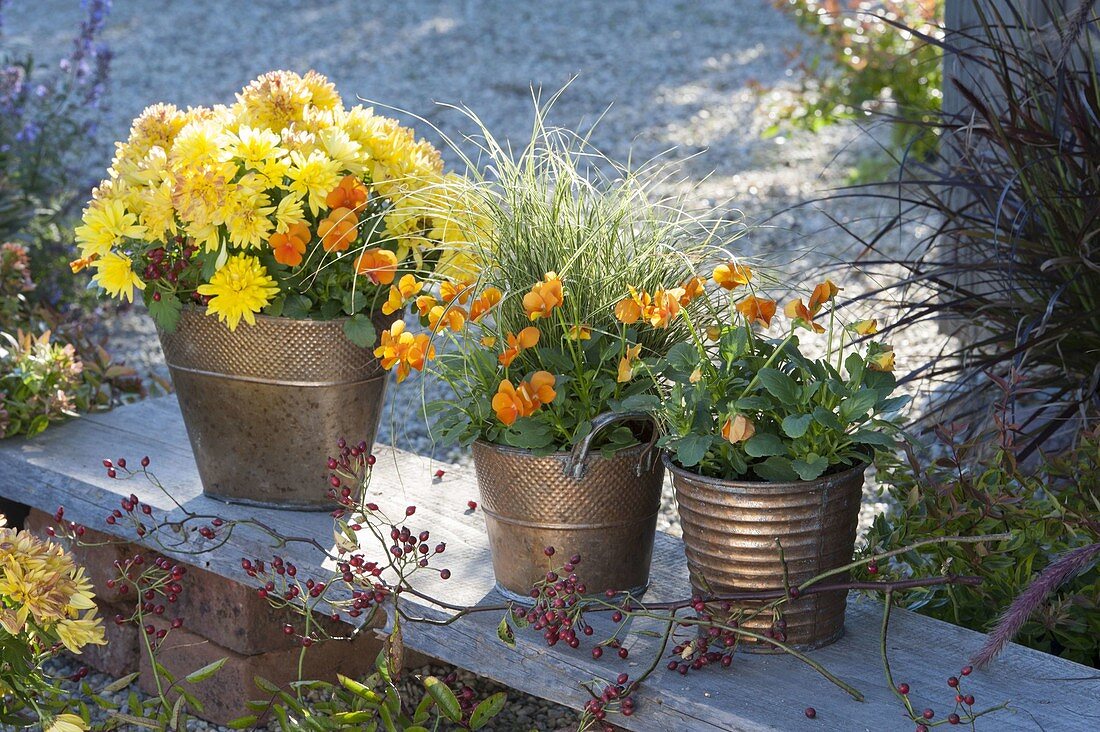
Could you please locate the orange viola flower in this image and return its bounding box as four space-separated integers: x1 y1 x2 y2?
643 288 684 328
269 222 311 267
382 274 423 316
849 319 878 336
491 371 556 426
808 279 841 312
354 247 398 286
614 287 647 325
722 414 756 444
617 343 642 383
566 324 592 340
480 335 497 348
441 279 474 306
318 207 359 252
498 326 540 367
783 298 825 334
679 276 707 305
373 320 436 383
69 253 99 273
469 286 503 322
428 304 468 333
326 175 369 211
415 294 438 318
867 344 896 372
712 262 752 290
736 295 777 328
522 272 564 321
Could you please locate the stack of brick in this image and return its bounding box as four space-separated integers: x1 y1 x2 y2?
24 508 384 725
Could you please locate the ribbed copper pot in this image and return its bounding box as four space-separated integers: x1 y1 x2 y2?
668 457 866 651
158 308 392 510
472 413 663 601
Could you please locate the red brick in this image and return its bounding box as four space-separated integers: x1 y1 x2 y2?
25 508 136 605
138 616 385 725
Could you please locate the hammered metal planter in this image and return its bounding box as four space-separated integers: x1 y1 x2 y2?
472 414 663 601
158 308 391 510
667 457 866 651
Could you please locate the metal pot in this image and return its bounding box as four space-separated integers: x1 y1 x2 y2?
667 457 866 651
158 308 392 509
472 413 664 601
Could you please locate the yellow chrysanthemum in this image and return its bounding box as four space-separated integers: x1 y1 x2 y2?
137 179 178 241
197 254 280 330
273 192 306 233
46 714 88 732
319 126 364 174
224 189 276 249
302 69 342 110
171 162 237 228
124 102 187 159
236 70 312 131
170 118 226 171
286 149 342 215
75 198 147 258
56 611 107 654
92 252 146 303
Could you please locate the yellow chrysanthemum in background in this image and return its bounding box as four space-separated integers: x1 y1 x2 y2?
198 254 280 330
235 69 313 130
91 252 145 303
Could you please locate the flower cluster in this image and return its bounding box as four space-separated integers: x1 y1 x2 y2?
73 70 484 336
657 263 905 481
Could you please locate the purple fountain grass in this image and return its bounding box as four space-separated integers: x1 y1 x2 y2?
971 541 1100 668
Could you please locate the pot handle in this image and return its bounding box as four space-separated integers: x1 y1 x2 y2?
564 411 660 480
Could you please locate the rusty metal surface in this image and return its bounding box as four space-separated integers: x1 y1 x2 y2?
667 458 866 651
472 434 664 600
158 308 391 509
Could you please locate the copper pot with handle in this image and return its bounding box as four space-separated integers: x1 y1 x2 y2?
471 412 664 601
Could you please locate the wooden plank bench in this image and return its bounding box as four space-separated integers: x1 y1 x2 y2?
1 396 1096 731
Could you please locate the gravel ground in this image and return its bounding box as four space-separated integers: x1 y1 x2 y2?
6 1 944 728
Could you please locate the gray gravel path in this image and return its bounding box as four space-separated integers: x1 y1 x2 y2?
5 1 939 727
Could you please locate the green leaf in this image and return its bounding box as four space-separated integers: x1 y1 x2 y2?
339 674 382 704
226 716 259 729
753 455 799 482
744 433 786 458
674 433 711 467
185 657 226 684
781 414 813 439
757 368 800 404
877 395 910 414
470 692 508 729
613 393 662 413
851 428 893 447
344 314 378 348
839 388 879 422
282 294 312 319
792 454 829 481
423 676 463 723
147 290 183 332
254 676 282 694
812 406 843 432
102 672 140 694
497 616 515 648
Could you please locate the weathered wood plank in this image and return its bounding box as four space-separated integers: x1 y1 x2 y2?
1 397 1097 731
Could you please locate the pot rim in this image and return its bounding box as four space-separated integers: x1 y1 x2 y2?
176 303 391 328
472 437 655 460
663 452 868 489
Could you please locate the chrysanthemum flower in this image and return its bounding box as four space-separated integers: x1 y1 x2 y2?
354 248 398 286
498 327 540 367
736 295 777 328
287 149 342 215
523 272 563 321
75 198 147 258
713 262 752 290
197 254 280 330
91 253 145 303
269 222 311 267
